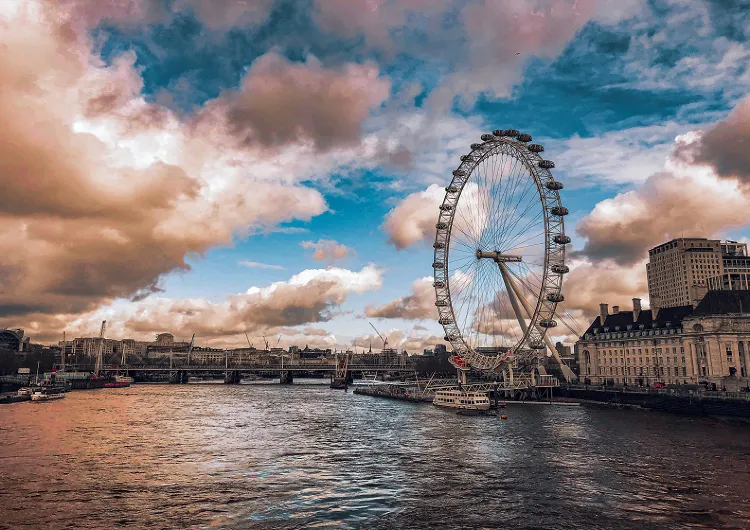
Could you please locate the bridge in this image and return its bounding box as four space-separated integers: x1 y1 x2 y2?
54 361 414 384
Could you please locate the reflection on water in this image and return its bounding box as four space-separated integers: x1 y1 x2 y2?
1 384 749 529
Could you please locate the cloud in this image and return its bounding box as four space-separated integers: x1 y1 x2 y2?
0 2 398 322
199 52 391 152
173 0 275 29
559 258 648 327
550 122 694 187
366 277 435 319
574 132 750 265
57 0 275 31
300 239 354 262
612 2 750 99
313 0 642 107
15 265 383 343
693 95 750 184
350 327 446 353
239 261 286 270
382 184 443 248
313 0 445 48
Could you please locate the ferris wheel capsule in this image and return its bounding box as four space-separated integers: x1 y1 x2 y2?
481 133 495 141
546 292 565 303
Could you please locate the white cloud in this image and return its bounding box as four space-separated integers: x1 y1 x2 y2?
239 260 286 270
300 239 354 262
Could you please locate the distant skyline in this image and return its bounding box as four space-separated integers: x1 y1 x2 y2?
1 0 749 351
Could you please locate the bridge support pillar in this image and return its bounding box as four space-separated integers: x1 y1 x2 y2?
224 370 241 384
169 370 188 384
279 371 293 385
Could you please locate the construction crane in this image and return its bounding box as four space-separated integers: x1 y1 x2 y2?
369 322 388 350
186 334 195 365
263 335 270 351
241 332 255 365
94 320 106 376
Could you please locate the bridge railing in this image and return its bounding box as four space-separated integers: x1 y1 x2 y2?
92 363 413 372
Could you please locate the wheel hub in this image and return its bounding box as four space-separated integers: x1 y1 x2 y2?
475 250 523 262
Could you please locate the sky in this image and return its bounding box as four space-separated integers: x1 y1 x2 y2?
1 0 750 352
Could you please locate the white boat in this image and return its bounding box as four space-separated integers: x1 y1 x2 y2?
30 387 66 402
114 375 134 384
17 387 34 397
433 389 491 411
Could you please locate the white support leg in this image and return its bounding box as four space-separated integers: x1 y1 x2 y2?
498 262 577 382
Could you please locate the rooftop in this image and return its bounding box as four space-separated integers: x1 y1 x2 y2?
692 290 750 316
583 290 750 335
585 305 693 335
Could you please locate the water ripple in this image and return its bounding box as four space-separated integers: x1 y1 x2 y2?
1 385 749 529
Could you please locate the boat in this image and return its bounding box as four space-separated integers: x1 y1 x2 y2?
103 381 130 388
31 386 66 402
330 379 348 390
17 387 34 397
433 389 491 411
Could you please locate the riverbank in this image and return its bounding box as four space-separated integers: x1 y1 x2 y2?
559 386 750 419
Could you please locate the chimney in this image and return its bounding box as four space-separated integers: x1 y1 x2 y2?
651 296 661 320
632 298 641 322
599 303 608 325
612 306 620 314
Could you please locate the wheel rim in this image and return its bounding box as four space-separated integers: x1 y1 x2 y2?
433 131 568 372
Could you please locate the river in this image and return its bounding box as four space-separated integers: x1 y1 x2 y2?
1 383 749 529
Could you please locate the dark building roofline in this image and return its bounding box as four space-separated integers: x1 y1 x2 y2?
692 290 750 316
648 237 709 253
583 290 750 335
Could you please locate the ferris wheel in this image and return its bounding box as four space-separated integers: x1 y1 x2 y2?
432 129 573 379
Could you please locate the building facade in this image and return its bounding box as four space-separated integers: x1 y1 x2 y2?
576 292 750 389
646 238 723 308
647 238 750 308
708 241 750 291
0 328 29 352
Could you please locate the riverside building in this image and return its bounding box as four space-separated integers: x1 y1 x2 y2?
647 238 750 308
576 292 750 389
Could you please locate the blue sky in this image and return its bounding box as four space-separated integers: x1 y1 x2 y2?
2 0 750 349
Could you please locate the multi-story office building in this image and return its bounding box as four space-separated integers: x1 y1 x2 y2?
709 241 750 291
576 292 750 389
647 238 750 308
646 238 723 308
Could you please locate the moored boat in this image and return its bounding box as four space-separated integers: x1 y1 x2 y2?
31 386 66 402
103 381 130 388
433 389 491 411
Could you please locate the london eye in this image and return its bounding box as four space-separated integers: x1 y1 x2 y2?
432 129 574 381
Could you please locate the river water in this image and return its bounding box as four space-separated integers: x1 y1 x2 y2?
1 383 749 529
